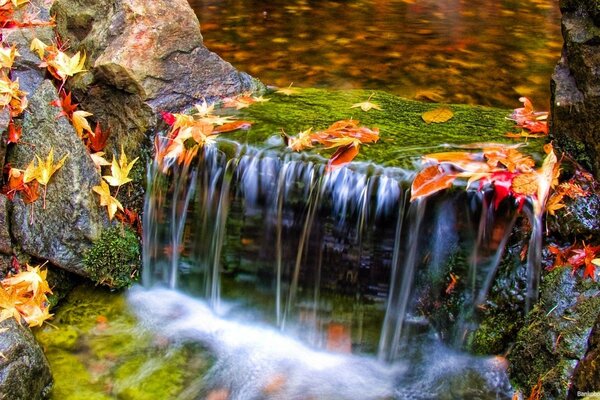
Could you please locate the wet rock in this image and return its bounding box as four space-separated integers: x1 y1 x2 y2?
508 269 600 399
0 318 53 400
569 313 600 397
550 0 600 178
8 80 105 275
0 195 12 255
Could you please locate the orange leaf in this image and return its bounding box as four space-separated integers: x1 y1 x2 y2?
6 120 21 144
212 120 252 134
411 165 456 201
326 143 359 172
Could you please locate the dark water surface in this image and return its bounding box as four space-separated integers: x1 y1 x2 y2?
188 0 562 108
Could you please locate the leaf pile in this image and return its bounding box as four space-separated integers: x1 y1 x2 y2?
506 97 548 137
283 119 379 171
545 168 592 216
156 98 254 170
0 263 53 327
411 143 559 216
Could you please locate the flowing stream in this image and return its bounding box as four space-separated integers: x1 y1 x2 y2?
132 140 543 398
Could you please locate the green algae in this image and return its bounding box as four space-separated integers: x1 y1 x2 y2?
35 285 212 400
222 88 545 169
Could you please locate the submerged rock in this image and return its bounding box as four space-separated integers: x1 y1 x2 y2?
0 318 53 400
551 0 600 178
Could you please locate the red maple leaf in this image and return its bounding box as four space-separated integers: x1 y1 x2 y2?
568 242 600 280
87 123 110 152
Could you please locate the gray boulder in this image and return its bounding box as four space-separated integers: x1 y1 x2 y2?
0 318 53 400
8 80 105 275
550 0 600 178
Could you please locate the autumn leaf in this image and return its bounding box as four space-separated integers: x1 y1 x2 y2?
411 165 457 201
194 99 215 117
422 106 454 124
212 120 252 134
0 45 19 70
93 180 123 220
29 37 47 59
545 193 566 216
51 91 78 120
2 264 51 298
547 245 571 271
284 128 314 151
0 285 23 325
87 123 110 152
276 83 299 96
72 110 93 138
326 143 360 172
47 50 87 81
568 242 600 280
351 93 382 112
103 146 138 189
445 273 458 294
508 97 548 135
6 120 21 144
90 151 111 171
29 147 68 209
251 95 270 103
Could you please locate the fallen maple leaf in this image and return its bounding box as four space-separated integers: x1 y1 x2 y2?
103 146 138 190
47 50 87 82
93 180 123 220
51 91 78 120
29 37 47 59
25 147 68 208
508 97 548 135
422 106 454 124
87 123 110 152
327 143 360 172
194 99 215 117
72 109 93 138
6 120 21 144
351 93 382 112
284 128 314 151
276 83 299 96
568 242 600 280
0 45 19 70
90 151 111 171
2 264 51 298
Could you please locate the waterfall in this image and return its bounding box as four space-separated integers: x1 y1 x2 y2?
142 142 539 358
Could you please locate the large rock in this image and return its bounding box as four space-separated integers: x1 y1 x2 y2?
570 313 600 397
0 194 11 256
550 0 600 178
52 0 258 111
0 318 53 400
8 80 105 274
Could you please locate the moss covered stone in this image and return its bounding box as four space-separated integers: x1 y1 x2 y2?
222 88 545 169
82 226 141 288
508 269 600 399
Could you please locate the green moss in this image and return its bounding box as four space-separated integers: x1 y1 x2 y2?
471 313 522 355
508 269 600 398
82 226 140 288
219 88 545 169
35 285 212 400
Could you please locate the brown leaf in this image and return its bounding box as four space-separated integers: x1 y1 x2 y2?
421 106 454 124
326 143 360 172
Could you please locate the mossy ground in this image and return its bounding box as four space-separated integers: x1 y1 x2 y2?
82 226 141 289
222 88 545 169
35 285 212 400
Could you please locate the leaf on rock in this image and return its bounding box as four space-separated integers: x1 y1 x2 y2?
34 147 68 186
103 146 138 188
47 50 87 81
90 151 111 171
422 106 454 124
93 180 123 220
88 123 110 152
6 120 21 144
72 110 93 138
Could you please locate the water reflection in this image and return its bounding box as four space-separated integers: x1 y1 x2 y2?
188 0 561 108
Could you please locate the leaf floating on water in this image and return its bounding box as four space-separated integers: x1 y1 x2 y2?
410 165 456 201
326 143 360 172
421 106 454 124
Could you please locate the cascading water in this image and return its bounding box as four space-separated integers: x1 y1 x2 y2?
135 140 543 398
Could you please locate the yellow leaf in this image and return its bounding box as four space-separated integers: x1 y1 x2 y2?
592 259 600 267
276 83 299 96
194 99 215 117
422 106 454 124
323 136 362 149
2 264 52 298
23 158 38 184
287 128 313 151
0 286 23 325
72 110 93 138
48 50 87 81
34 147 68 186
0 46 19 70
90 151 111 171
93 180 123 220
103 146 139 187
351 94 382 112
30 38 48 60
251 95 270 103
